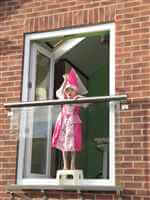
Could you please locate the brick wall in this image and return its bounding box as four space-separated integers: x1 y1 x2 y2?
0 0 150 199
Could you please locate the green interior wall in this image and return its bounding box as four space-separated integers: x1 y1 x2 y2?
77 45 109 179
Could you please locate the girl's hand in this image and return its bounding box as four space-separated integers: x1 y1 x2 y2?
74 95 85 99
74 95 80 100
63 74 68 80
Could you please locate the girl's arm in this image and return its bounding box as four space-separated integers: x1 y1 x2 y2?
56 74 68 99
74 95 89 108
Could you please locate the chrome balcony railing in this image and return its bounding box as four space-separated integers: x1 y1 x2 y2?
5 95 127 180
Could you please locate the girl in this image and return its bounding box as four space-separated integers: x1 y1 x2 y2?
52 68 88 170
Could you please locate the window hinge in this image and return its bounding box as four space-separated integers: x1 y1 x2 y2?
28 82 32 89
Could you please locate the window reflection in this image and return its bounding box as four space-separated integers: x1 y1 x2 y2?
35 52 50 101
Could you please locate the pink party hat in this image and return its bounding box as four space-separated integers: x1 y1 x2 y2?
56 68 88 98
66 68 79 91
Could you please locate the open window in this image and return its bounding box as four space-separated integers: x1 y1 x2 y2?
16 23 116 186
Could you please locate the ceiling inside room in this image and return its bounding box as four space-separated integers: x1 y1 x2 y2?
39 31 109 82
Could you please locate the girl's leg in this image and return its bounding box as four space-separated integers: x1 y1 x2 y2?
70 152 76 170
62 151 69 170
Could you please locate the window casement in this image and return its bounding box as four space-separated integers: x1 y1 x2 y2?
9 23 119 187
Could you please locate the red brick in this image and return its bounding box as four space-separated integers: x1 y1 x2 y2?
125 1 141 8
124 155 142 161
85 2 99 9
124 169 144 175
125 182 142 189
83 9 88 24
116 7 132 15
133 16 149 23
0 0 150 199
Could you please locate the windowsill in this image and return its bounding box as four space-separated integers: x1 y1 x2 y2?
6 184 123 193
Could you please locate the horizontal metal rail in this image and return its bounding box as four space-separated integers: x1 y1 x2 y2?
4 95 127 108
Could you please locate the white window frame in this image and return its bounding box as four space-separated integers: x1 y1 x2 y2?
24 43 54 178
19 23 116 186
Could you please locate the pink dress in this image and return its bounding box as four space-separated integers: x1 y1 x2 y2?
52 104 82 152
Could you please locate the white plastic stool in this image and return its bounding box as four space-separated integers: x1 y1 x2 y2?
56 170 84 185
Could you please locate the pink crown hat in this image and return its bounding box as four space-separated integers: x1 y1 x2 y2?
56 68 88 99
66 68 79 92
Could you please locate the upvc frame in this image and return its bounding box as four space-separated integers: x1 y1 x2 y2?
18 43 55 181
26 43 54 178
19 23 116 186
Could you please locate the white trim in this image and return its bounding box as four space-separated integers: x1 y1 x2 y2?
20 178 116 186
22 35 31 101
109 23 115 95
17 108 28 184
32 43 53 58
20 43 54 181
20 23 116 186
27 23 114 41
109 23 116 186
25 110 34 177
29 44 53 178
28 43 53 101
53 37 85 60
109 102 115 186
28 43 37 101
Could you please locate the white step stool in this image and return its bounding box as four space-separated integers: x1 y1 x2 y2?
56 170 84 185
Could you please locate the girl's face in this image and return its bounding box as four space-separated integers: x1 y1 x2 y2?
65 87 77 98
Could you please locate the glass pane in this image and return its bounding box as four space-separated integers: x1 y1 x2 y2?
35 52 50 101
77 102 109 179
10 106 52 177
30 106 50 174
10 101 120 179
50 102 111 179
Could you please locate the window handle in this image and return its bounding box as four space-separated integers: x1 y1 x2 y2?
28 82 32 89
